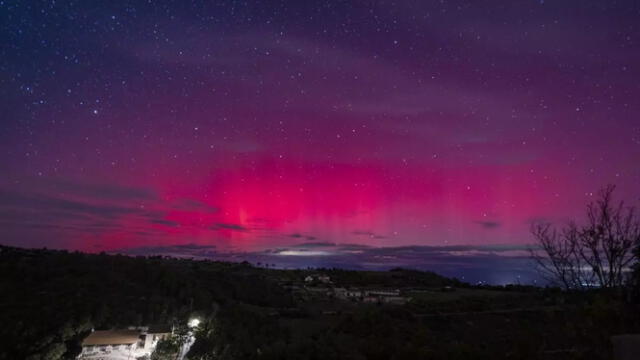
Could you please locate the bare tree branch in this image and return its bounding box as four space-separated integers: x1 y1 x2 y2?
529 185 639 290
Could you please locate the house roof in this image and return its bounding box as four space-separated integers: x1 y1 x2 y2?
82 330 140 346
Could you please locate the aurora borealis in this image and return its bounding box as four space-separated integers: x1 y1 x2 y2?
1 1 639 283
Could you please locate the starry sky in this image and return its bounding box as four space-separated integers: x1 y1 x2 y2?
1 1 639 284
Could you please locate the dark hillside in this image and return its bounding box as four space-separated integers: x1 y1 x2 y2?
2 245 639 360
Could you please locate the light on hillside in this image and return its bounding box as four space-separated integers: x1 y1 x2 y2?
188 318 201 328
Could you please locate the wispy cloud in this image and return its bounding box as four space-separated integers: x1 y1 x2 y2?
118 242 538 284
293 242 336 248
120 243 217 258
0 177 225 249
212 223 249 231
288 233 317 241
0 188 152 220
475 221 501 229
150 219 180 227
171 199 218 213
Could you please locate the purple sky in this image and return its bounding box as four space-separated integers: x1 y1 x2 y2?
1 1 639 284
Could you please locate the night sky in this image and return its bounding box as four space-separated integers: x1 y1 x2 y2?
2 1 639 284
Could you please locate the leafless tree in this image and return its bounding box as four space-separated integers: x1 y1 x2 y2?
530 185 640 290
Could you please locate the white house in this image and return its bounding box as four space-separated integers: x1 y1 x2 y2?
78 330 141 360
78 326 173 360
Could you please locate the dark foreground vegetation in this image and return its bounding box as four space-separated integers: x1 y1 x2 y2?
1 245 640 360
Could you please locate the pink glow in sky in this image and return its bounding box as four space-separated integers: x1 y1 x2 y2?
2 1 640 283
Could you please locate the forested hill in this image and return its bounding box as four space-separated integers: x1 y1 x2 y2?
5 245 637 360
0 245 457 359
0 245 292 359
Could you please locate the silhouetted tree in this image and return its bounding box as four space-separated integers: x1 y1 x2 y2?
632 237 640 301
151 337 180 360
530 185 639 290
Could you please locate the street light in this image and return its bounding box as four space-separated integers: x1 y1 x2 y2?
188 318 200 328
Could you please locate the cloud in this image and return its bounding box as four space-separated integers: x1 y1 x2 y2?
117 243 216 258
150 219 180 227
173 243 216 250
336 243 373 251
212 223 248 231
289 242 336 248
171 199 218 213
0 177 228 248
0 188 147 219
125 241 531 263
288 233 317 240
276 249 333 256
119 242 538 285
475 221 501 229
